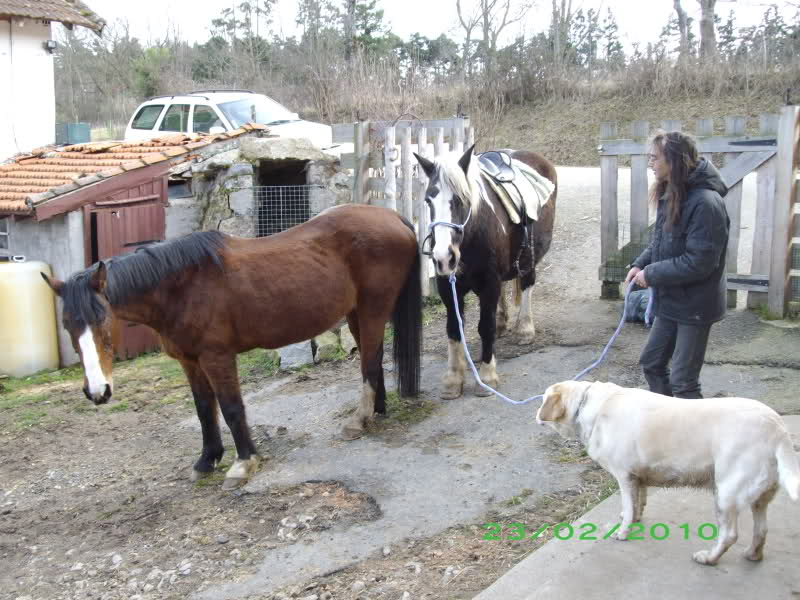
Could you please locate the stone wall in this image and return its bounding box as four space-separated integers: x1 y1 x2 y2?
183 137 349 240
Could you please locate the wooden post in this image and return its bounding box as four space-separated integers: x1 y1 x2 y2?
452 120 464 154
415 127 430 297
400 127 413 223
600 121 619 299
466 126 475 150
383 126 397 211
353 121 370 204
768 105 800 317
630 120 650 245
696 118 715 164
724 116 746 309
747 114 780 309
433 127 445 158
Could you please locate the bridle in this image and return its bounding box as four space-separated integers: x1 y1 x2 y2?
420 205 472 258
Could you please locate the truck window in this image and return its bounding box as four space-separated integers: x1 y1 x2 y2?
159 104 191 132
131 105 165 130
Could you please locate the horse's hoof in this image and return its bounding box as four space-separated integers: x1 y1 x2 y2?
516 333 535 345
341 425 364 440
190 469 212 482
474 382 498 397
220 456 260 490
440 384 463 400
222 477 248 491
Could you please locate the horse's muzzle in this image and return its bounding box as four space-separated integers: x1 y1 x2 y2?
435 247 459 276
84 384 112 405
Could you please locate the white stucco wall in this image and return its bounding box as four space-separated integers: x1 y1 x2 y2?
0 17 56 161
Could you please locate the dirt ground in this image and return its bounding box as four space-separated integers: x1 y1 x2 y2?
2 166 799 600
0 307 614 600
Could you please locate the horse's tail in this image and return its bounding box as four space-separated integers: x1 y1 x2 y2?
392 239 422 397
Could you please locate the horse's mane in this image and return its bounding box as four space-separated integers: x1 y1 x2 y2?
435 152 482 216
61 231 226 329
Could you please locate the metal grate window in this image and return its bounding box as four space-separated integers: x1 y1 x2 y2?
0 218 8 250
254 185 323 238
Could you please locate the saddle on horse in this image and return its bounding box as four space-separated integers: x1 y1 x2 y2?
477 151 555 225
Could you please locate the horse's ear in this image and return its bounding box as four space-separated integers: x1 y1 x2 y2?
414 153 435 178
90 261 108 294
458 144 476 175
41 272 64 296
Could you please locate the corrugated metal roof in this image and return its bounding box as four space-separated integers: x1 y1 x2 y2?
0 125 267 216
0 0 105 32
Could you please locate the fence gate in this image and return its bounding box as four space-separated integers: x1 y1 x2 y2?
598 105 800 318
334 117 475 295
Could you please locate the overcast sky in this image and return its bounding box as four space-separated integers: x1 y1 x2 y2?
85 0 797 49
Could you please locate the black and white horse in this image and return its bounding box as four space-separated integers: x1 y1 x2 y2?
415 145 557 399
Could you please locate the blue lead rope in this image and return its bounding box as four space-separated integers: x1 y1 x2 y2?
447 273 639 406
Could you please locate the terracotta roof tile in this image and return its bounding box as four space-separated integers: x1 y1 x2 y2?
163 147 189 157
141 153 169 165
0 199 30 213
0 128 260 216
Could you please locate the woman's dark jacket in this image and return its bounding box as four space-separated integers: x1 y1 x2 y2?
632 158 730 325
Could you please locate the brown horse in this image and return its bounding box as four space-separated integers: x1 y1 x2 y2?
414 146 557 399
42 204 422 489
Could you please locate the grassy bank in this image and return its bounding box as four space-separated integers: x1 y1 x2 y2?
491 89 785 167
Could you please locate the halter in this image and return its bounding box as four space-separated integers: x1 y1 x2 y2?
421 206 472 257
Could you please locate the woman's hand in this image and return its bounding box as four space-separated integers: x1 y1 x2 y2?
633 269 648 288
624 266 641 285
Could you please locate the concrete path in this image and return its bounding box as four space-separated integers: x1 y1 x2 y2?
476 416 800 600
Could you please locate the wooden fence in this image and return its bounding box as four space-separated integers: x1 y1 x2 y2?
598 105 800 318
334 118 475 295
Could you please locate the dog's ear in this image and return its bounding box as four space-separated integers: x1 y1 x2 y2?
537 383 566 423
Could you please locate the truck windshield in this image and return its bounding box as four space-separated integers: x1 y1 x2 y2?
218 96 297 128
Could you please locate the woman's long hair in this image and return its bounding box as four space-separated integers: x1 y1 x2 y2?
649 131 699 229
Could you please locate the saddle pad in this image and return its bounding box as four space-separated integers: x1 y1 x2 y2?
478 159 555 224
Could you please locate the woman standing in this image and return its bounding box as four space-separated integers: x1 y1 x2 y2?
625 131 730 398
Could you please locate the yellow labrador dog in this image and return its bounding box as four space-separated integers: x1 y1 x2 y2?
536 380 800 565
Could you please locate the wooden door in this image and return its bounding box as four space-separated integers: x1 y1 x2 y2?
87 188 166 359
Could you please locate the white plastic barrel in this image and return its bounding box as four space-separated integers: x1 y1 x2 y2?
0 259 60 377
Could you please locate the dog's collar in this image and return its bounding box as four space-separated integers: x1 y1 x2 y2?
573 382 596 444
573 382 594 421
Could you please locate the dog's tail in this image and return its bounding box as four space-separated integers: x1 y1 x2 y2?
776 434 800 501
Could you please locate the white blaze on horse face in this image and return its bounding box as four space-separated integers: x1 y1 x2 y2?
78 327 111 398
431 180 457 272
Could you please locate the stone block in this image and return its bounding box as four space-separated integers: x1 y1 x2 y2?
313 330 341 363
279 340 314 369
339 326 359 355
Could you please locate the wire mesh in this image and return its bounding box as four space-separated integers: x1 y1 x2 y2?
0 218 8 250
253 185 323 238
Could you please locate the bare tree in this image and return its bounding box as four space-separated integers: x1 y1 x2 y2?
478 0 532 77
344 0 356 63
456 0 481 79
673 0 690 59
697 0 718 60
551 0 573 66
